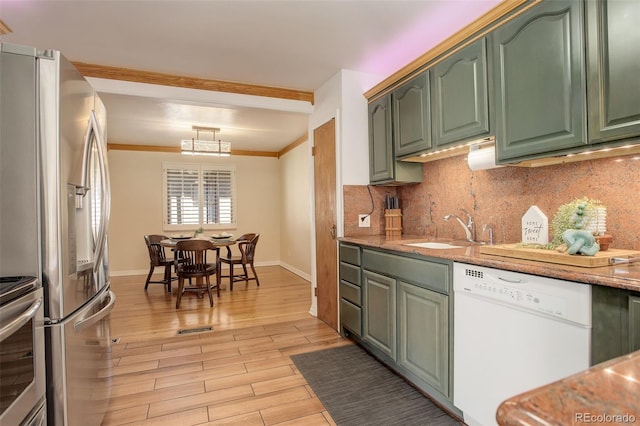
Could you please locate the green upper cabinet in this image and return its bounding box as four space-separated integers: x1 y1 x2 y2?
431 37 490 148
368 93 422 185
492 0 587 163
368 96 394 182
393 72 432 157
586 0 640 144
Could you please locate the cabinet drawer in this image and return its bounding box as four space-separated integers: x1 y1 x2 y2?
339 243 361 265
340 262 361 286
340 280 361 306
340 299 362 336
363 249 449 294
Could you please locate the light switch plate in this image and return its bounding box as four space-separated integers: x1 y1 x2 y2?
359 214 370 227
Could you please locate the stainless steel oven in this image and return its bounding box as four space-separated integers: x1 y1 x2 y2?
0 277 46 426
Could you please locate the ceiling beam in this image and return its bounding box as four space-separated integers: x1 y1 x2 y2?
278 133 309 158
73 62 315 105
107 143 279 158
0 19 12 35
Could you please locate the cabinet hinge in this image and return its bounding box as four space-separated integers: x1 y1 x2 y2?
314 287 318 296
312 146 316 156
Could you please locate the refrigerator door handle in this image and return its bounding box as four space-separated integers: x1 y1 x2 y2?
73 290 116 333
80 110 111 273
0 297 43 343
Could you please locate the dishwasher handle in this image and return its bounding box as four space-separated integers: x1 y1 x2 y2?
498 276 523 284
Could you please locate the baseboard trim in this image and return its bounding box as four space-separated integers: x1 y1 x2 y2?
279 262 311 282
110 261 311 281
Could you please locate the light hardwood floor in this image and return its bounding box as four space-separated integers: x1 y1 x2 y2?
104 266 352 425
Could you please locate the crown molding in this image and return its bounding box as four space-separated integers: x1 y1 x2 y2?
364 0 540 101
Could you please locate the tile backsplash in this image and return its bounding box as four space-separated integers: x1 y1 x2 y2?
343 152 640 250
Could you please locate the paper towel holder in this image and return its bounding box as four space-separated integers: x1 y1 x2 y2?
467 138 504 171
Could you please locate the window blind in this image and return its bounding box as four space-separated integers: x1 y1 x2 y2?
163 163 235 228
203 169 234 225
166 168 200 225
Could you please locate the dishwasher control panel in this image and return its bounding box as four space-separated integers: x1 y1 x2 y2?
453 262 592 325
461 274 567 318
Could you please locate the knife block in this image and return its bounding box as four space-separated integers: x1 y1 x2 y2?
384 209 402 239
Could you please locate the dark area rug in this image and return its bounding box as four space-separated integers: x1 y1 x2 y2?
291 344 461 426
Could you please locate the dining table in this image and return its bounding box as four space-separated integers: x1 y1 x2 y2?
160 236 236 292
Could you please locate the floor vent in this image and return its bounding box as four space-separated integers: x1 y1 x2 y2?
177 326 213 335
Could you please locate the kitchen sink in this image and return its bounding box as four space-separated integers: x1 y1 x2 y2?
403 242 463 249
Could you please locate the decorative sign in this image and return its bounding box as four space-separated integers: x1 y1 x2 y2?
522 205 548 244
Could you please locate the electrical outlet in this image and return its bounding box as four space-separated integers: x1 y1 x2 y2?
359 214 370 227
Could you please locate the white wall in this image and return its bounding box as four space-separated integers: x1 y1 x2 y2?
279 140 312 280
108 150 281 275
340 70 381 185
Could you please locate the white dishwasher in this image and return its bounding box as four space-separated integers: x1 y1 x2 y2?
453 262 591 426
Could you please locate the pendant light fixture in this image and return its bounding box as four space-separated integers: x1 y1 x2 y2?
181 126 231 156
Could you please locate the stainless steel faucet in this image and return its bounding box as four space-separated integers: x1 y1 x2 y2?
444 208 475 242
482 223 494 245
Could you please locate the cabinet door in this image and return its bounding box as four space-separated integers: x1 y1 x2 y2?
586 0 640 143
432 38 490 148
630 295 640 353
363 270 396 360
398 281 449 396
368 96 394 183
492 0 587 162
393 72 432 157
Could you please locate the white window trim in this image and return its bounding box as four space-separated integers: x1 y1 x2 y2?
162 161 237 232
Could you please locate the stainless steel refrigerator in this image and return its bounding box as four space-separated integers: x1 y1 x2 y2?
0 42 115 426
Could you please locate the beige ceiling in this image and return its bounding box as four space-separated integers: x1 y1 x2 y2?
0 0 501 153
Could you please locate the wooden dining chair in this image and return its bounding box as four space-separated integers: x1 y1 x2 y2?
219 233 260 291
144 234 178 293
174 239 219 309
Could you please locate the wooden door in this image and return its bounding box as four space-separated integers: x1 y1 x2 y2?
313 118 338 330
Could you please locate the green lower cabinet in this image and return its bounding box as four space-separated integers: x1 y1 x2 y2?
340 298 362 337
339 243 362 337
398 281 449 397
629 295 640 353
363 270 397 361
591 285 640 365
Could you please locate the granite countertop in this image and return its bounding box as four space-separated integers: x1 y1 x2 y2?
340 234 640 424
339 234 640 292
496 349 640 425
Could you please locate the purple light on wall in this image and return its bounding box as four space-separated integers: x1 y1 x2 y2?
359 0 501 88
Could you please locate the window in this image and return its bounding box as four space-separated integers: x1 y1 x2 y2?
163 162 236 230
